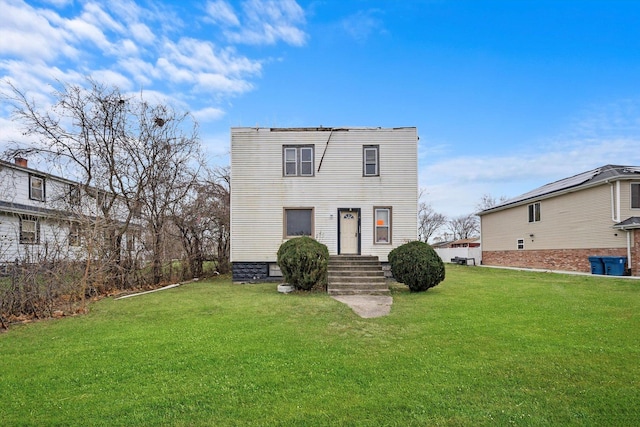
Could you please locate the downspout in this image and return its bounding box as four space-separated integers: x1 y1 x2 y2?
627 231 632 274
616 180 621 222
610 183 615 221
610 181 621 222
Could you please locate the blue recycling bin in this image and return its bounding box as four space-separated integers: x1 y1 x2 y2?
601 256 627 276
588 256 604 275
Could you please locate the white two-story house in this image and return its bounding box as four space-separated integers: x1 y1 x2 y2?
230 127 418 282
0 158 142 270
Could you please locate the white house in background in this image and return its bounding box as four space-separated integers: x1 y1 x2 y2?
0 158 141 270
230 126 419 282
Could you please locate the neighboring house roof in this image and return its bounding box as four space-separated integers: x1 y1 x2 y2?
613 217 640 230
0 158 77 186
430 240 453 248
479 165 640 215
450 237 480 246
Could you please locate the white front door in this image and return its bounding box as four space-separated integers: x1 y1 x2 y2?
339 209 359 254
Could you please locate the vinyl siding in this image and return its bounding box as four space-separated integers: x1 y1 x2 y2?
481 182 634 251
231 127 418 263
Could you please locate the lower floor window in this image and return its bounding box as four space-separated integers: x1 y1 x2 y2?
374 207 392 244
20 216 39 244
284 208 314 238
517 239 524 250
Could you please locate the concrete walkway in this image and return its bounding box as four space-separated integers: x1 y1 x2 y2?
331 295 393 318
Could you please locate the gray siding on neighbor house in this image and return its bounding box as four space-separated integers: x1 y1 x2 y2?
230 127 418 267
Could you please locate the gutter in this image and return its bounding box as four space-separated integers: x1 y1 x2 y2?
479 176 637 216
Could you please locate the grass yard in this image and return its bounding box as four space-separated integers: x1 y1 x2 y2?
1 266 639 426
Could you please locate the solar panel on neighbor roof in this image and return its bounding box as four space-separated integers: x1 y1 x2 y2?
500 168 601 206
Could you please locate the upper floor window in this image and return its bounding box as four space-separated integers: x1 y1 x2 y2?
20 216 39 244
363 145 379 176
29 175 45 201
632 183 640 209
374 207 391 244
528 202 540 222
69 184 81 206
283 145 314 177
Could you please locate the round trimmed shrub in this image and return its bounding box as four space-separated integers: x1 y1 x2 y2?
388 241 445 292
277 236 329 291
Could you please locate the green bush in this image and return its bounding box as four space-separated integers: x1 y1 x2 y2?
388 241 445 292
277 237 329 291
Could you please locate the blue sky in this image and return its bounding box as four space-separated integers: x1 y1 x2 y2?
3 0 640 217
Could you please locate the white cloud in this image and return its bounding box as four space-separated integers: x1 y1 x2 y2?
421 110 640 218
192 106 226 122
0 0 74 61
205 0 240 26
340 9 386 42
91 69 133 90
223 0 307 46
129 22 155 45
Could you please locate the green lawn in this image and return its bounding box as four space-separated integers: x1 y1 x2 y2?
1 266 639 426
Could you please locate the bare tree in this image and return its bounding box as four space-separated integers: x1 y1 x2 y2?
447 214 479 240
2 78 202 292
125 101 201 285
418 201 447 243
171 166 230 278
475 193 509 212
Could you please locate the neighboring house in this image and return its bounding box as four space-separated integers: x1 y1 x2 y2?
432 237 482 265
230 127 418 282
450 237 480 248
0 158 141 269
478 165 640 275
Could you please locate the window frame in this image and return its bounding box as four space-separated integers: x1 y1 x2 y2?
69 222 81 246
283 207 314 238
20 216 40 245
283 145 314 177
528 202 541 223
29 174 46 201
374 206 392 244
517 238 524 250
631 182 640 209
69 184 81 206
363 145 380 177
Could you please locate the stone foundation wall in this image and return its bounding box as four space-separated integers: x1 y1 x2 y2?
482 248 631 274
232 262 280 282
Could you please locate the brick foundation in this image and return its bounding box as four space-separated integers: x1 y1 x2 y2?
482 247 634 275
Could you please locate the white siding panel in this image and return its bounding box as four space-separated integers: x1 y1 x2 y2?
231 128 418 263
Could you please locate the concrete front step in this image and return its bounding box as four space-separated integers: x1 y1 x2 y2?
329 272 385 279
328 289 390 296
327 255 389 296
